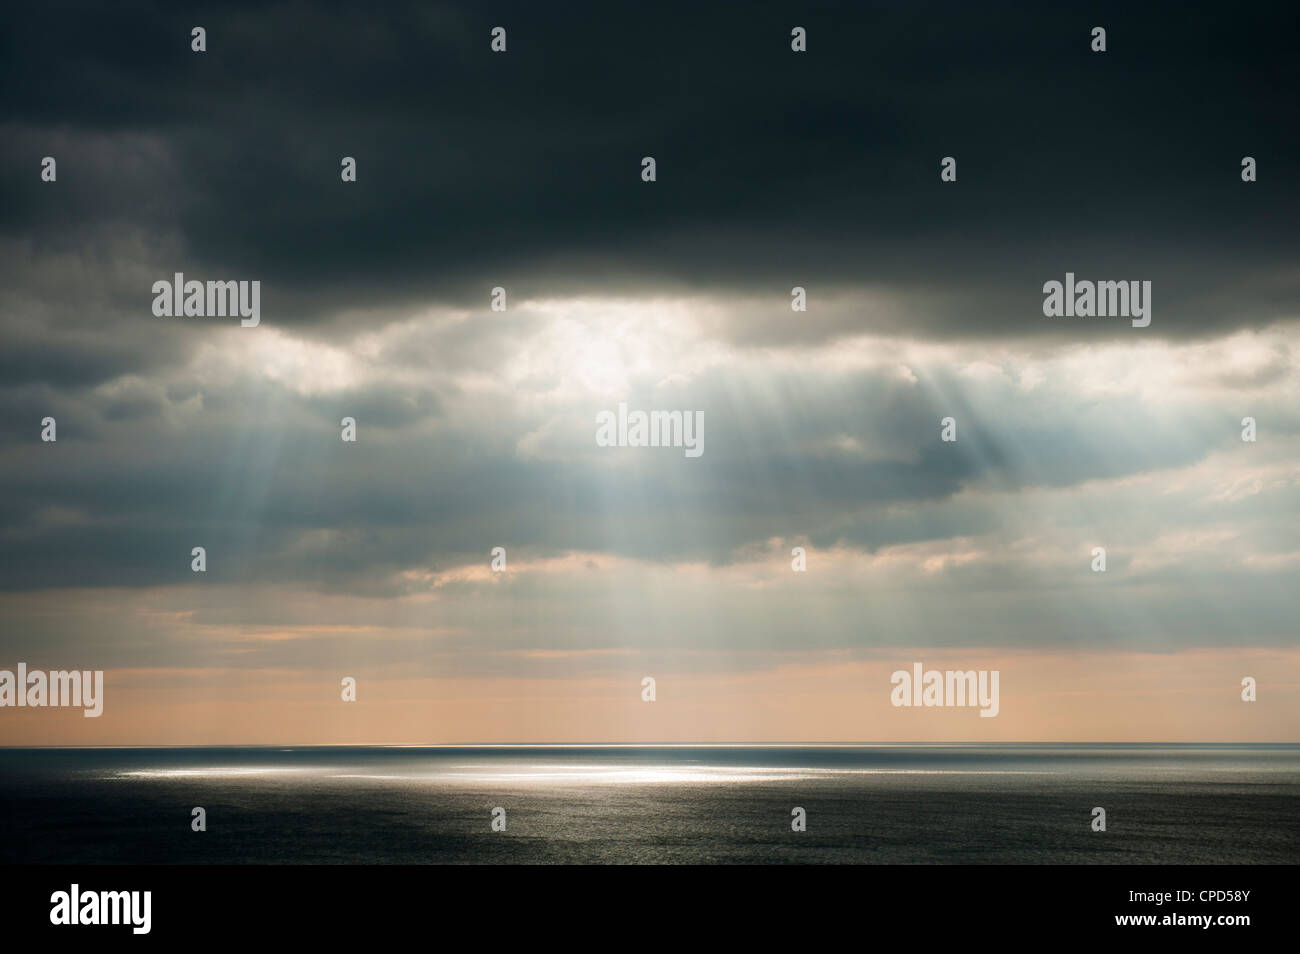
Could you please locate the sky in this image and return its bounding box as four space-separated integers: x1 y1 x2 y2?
1 1 1298 744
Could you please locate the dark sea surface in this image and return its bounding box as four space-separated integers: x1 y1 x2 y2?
1 744 1297 864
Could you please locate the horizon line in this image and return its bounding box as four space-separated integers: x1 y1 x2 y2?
3 741 1298 750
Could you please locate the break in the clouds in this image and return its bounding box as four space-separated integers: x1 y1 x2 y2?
0 2 1297 740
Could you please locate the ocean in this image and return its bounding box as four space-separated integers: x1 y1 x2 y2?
2 744 1297 864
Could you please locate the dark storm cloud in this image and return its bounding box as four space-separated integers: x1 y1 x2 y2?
0 0 1297 625
2 0 1297 347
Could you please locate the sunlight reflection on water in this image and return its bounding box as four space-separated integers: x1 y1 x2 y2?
110 763 1052 784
